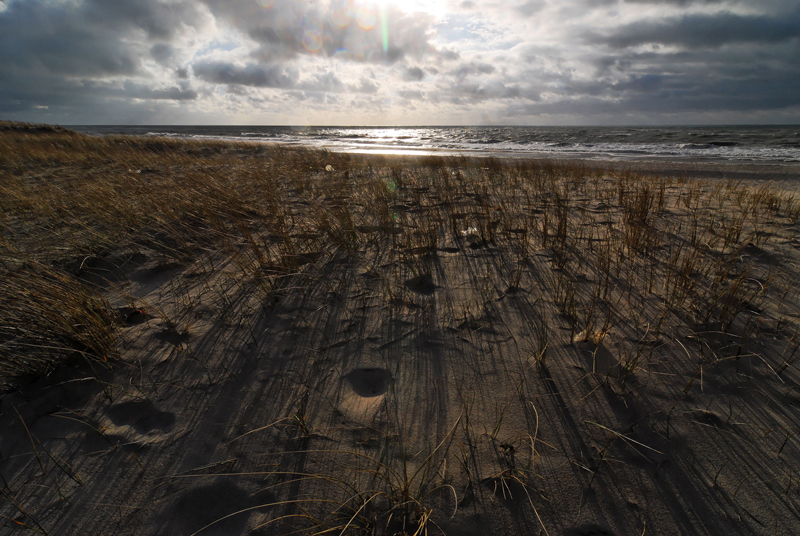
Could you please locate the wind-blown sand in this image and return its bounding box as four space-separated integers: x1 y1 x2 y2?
2 124 800 535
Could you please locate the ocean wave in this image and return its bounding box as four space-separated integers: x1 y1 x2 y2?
678 143 713 150
710 141 738 147
240 132 277 137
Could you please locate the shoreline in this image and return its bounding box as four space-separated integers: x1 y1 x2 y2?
36 120 800 187
332 145 800 188
66 123 800 178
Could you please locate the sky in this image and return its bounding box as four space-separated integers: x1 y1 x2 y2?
0 0 798 126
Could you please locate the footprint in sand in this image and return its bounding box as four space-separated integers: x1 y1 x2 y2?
344 368 391 397
107 400 176 434
98 399 177 446
404 274 437 295
158 479 273 536
339 368 392 424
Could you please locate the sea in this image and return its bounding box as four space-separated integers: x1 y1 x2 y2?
68 125 800 164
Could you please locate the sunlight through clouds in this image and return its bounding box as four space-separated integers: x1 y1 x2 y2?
0 0 798 124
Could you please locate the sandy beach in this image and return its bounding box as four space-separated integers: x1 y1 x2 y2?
3 122 800 535
594 159 800 191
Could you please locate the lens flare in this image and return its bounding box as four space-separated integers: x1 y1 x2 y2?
356 5 376 30
331 1 353 28
302 28 323 53
379 5 388 53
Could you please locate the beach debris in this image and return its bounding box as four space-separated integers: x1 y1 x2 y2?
460 226 487 248
325 164 334 172
116 306 152 325
573 329 607 345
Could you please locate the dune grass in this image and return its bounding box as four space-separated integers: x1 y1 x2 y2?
0 122 353 387
2 121 800 534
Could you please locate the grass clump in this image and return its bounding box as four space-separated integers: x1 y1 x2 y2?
0 262 116 388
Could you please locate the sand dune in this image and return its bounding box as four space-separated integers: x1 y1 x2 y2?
2 124 800 535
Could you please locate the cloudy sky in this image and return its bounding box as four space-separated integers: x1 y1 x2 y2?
0 0 798 125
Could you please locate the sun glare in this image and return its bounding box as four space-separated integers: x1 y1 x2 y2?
256 0 449 56
373 0 449 19
328 0 449 22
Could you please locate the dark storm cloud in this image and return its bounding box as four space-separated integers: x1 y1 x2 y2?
151 44 175 65
193 61 380 95
612 74 665 93
0 75 197 120
0 0 203 76
0 6 138 77
594 9 800 49
622 0 724 4
81 0 203 40
552 2 800 121
0 0 205 116
587 34 800 106
608 71 800 114
193 61 298 88
507 56 800 120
